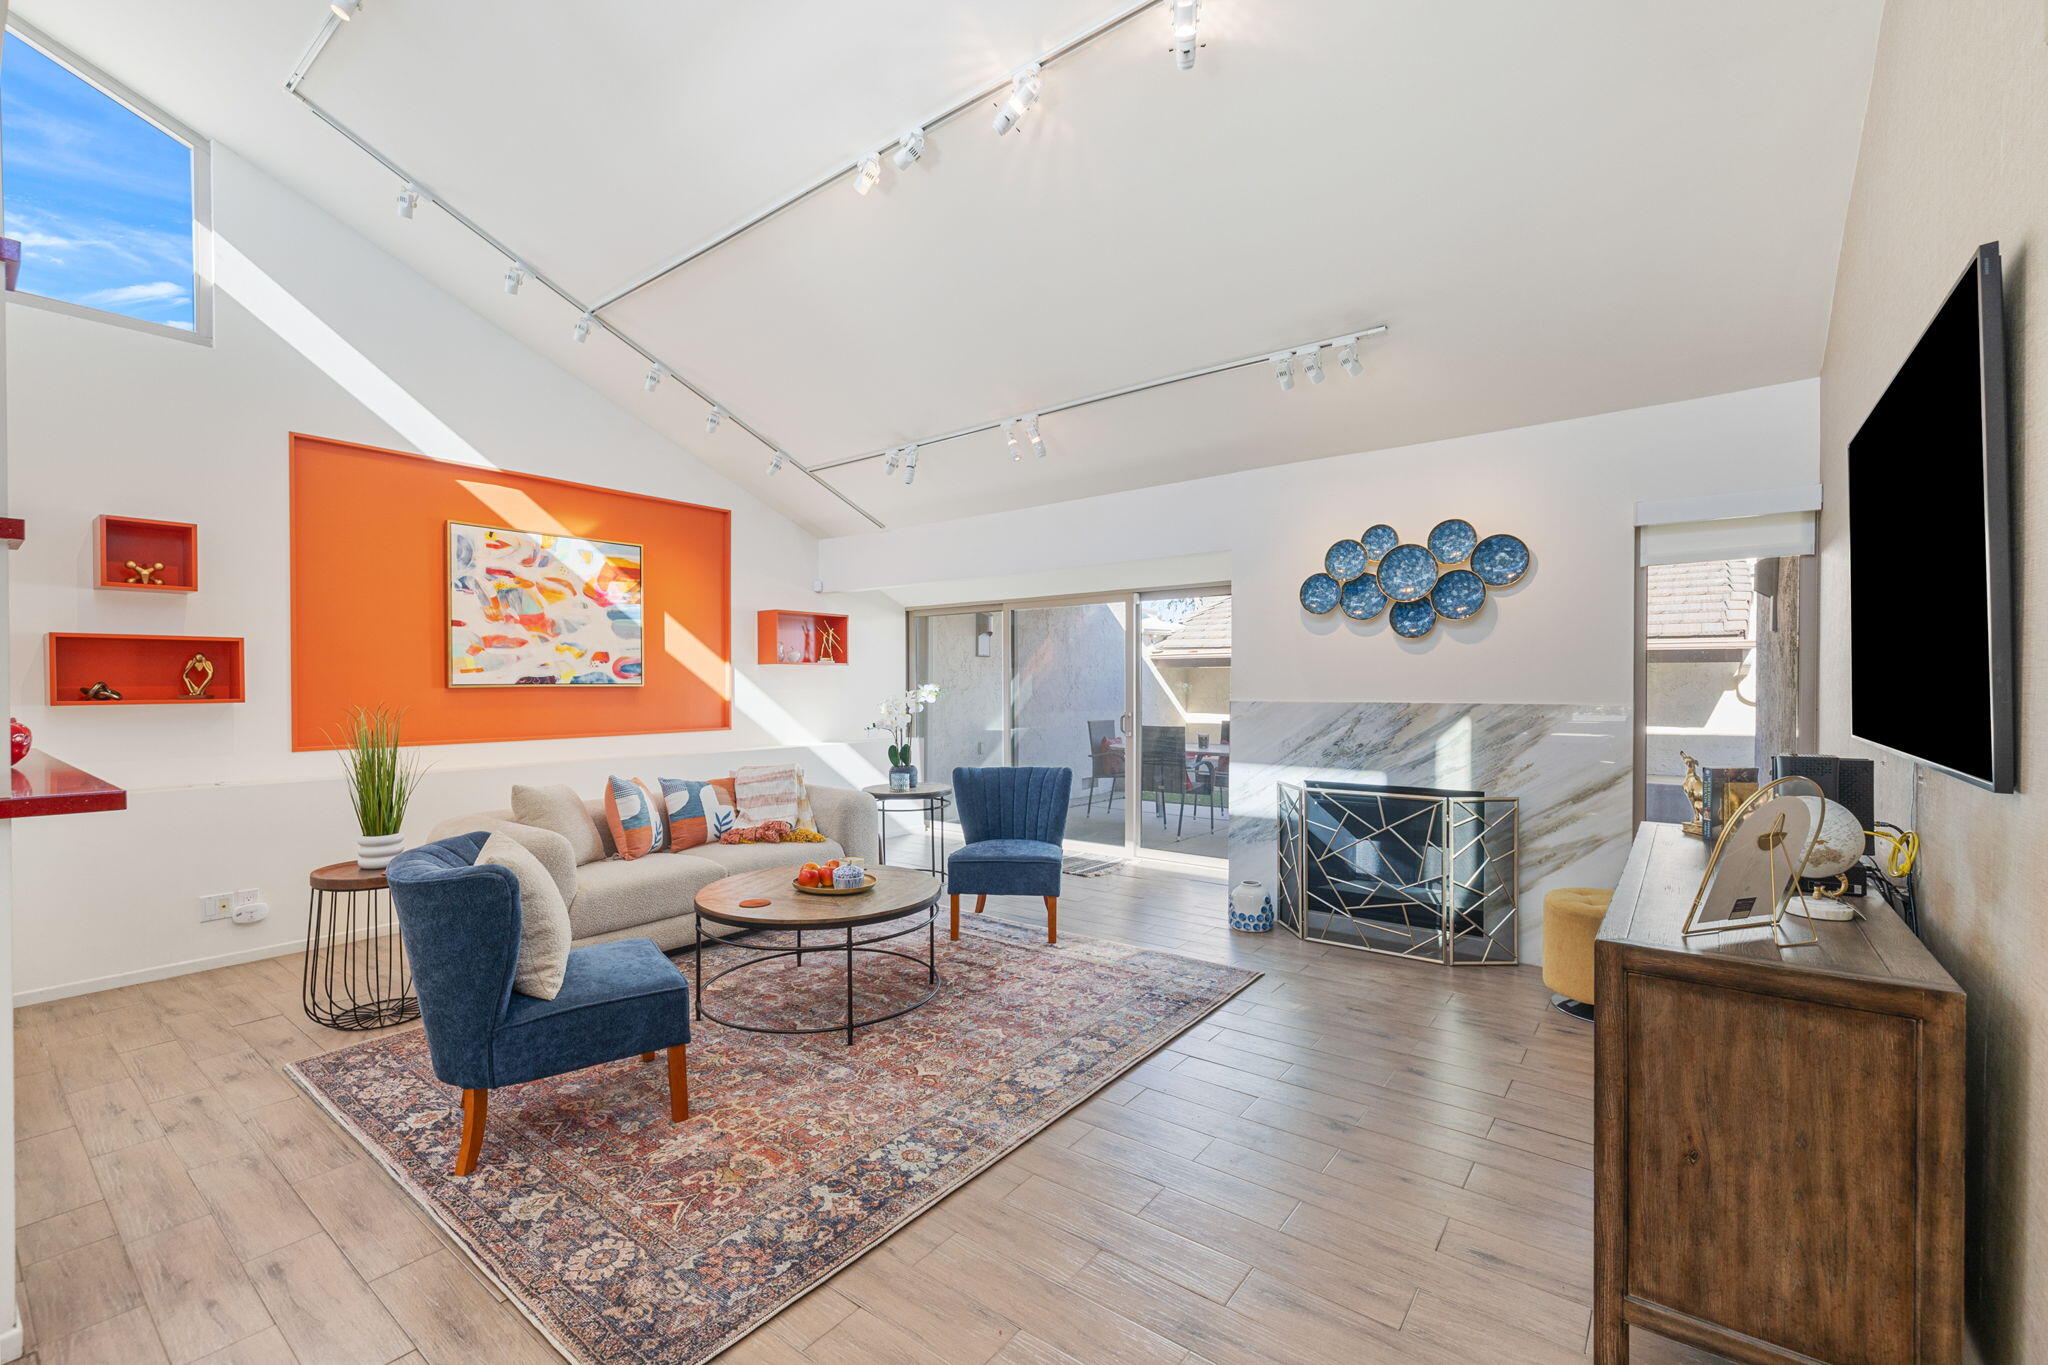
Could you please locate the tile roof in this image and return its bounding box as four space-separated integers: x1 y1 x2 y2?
1647 557 1754 643
1148 597 1232 657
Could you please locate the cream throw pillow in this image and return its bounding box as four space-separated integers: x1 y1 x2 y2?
732 763 807 827
479 833 573 1000
511 783 606 866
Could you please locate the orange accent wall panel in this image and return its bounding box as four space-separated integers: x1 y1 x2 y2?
289 434 731 750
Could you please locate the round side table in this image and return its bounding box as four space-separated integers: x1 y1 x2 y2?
303 862 419 1031
863 784 951 876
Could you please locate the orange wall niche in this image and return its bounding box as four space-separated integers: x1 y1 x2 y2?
289 434 731 750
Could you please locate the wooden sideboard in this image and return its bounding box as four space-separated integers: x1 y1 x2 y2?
1594 822 1964 1364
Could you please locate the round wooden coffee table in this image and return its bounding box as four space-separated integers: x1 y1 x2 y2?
692 866 944 1045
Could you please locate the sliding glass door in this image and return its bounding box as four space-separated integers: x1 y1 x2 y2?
907 584 1229 869
1135 590 1232 862
909 610 1004 781
1010 598 1130 861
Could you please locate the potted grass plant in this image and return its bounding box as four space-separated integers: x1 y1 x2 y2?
335 705 428 869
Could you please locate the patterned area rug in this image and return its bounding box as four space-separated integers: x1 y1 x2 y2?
289 917 1256 1365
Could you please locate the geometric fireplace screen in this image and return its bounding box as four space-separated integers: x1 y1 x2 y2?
1277 780 1520 965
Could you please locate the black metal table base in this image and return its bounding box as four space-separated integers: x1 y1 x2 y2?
874 793 950 877
694 906 940 1045
302 886 419 1031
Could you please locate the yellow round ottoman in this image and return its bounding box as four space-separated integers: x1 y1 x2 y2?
1542 887 1611 1021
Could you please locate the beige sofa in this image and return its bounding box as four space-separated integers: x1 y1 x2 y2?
427 783 878 952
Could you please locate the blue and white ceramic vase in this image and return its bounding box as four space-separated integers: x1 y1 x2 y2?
888 763 918 791
1228 879 1275 933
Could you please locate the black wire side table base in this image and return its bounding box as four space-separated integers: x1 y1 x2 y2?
694 905 941 1046
303 862 419 1031
864 784 951 878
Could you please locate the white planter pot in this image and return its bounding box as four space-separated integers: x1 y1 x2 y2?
357 833 405 871
1228 879 1274 933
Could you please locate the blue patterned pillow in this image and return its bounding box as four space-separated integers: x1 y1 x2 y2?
602 776 666 860
659 777 737 850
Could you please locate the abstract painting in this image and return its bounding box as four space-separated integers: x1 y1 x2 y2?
448 522 644 686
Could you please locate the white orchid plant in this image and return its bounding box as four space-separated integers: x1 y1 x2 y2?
869 683 940 769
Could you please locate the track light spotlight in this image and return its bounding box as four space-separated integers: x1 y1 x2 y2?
993 65 1042 136
903 446 919 485
853 153 882 196
705 406 723 435
1297 347 1325 385
767 451 787 475
1025 414 1047 458
330 0 361 19
395 182 422 219
643 364 666 392
892 129 926 171
1169 0 1201 70
1271 353 1295 392
883 448 903 476
572 312 593 343
503 262 528 295
1337 336 1363 376
1006 418 1027 461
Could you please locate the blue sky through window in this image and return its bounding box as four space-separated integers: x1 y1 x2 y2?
2 32 195 329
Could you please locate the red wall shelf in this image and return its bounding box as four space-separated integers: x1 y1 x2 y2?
0 751 126 819
49 633 246 706
97 515 198 592
757 610 849 665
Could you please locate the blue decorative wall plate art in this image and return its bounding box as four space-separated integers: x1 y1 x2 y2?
1390 599 1437 637
1324 539 1368 583
1299 573 1341 614
1431 569 1486 619
1471 534 1531 586
1427 518 1478 564
1340 575 1389 620
1300 521 1530 640
1376 544 1440 602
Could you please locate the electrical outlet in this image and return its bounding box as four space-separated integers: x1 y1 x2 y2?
229 888 260 908
197 892 234 923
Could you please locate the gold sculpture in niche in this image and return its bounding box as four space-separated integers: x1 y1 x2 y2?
1679 751 1707 837
125 560 166 585
181 653 215 699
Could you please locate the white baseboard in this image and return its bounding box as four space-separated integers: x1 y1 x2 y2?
0 1315 23 1361
14 938 308 1007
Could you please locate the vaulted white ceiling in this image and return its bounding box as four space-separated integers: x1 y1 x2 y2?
20 0 1883 537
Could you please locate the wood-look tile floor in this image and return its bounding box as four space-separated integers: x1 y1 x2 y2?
12 862 1733 1364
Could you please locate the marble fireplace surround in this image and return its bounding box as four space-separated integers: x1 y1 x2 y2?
1226 700 1633 963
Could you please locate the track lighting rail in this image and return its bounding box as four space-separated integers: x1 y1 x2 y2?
581 0 1170 313
807 326 1389 472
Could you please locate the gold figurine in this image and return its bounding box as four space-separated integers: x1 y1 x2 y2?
126 560 166 585
818 621 843 661
1679 751 1707 838
181 653 215 699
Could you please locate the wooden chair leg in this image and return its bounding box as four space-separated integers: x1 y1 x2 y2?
640 1051 656 1062
668 1044 690 1121
455 1088 487 1176
974 895 986 914
950 893 961 941
1044 896 1058 945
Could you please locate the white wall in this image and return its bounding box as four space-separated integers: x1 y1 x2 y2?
6 146 903 1000
1816 0 2048 1352
824 379 1821 711
0 0 22 1344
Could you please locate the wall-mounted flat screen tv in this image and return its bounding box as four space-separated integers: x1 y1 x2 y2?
1848 242 2015 792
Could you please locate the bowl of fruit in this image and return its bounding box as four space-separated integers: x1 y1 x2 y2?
794 859 875 895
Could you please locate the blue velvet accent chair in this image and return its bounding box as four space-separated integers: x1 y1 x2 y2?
947 766 1072 944
386 833 693 1175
